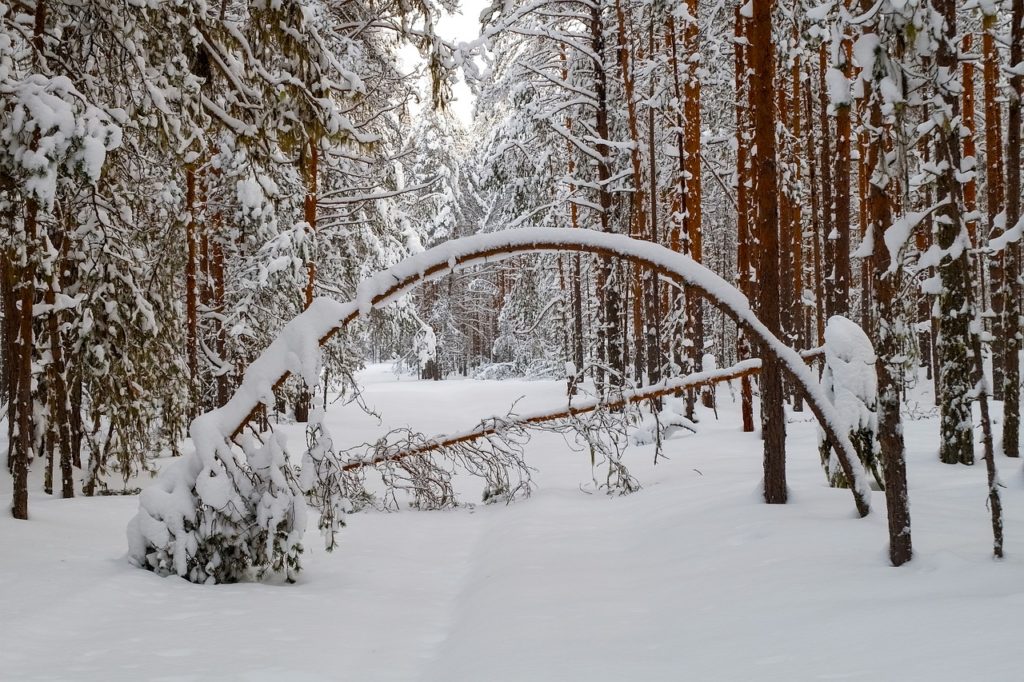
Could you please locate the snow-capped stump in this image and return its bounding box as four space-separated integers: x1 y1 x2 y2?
818 316 884 490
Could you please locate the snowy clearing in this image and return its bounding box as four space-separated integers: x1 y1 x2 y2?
2 364 1022 681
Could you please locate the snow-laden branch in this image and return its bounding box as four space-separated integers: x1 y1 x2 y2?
339 358 775 471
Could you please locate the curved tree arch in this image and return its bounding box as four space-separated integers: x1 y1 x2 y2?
129 228 872 583
261 229 870 512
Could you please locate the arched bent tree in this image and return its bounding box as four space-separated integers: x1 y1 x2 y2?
128 228 875 584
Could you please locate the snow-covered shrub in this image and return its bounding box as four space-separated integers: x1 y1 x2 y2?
126 426 306 584
127 301 341 584
818 316 884 489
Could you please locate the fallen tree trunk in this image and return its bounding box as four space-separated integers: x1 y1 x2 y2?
341 350 825 473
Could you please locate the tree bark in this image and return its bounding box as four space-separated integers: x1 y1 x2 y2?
934 0 975 466
1002 0 1023 457
645 15 662 394
818 45 836 324
613 0 647 383
296 139 319 422
590 2 624 389
831 35 853 318
11 195 37 519
750 0 787 503
983 11 1007 399
682 0 707 409
734 7 755 432
185 163 199 418
860 14 912 564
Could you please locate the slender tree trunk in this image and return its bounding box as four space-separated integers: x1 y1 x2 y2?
666 12 693 415
198 166 213 411
777 55 796 350
832 35 853 318
296 139 319 422
45 267 74 499
185 163 199 418
613 0 647 383
934 0 975 466
682 0 707 409
750 0 787 503
734 7 755 432
804 73 825 347
983 10 1007 399
2 245 17 473
560 46 586 378
555 49 578 392
211 210 228 408
12 195 37 519
918 112 942 405
818 45 836 323
590 3 623 390
9 5 47 517
857 97 872 334
962 35 980 272
645 16 662 393
790 50 806 412
861 18 912 565
1003 0 1023 457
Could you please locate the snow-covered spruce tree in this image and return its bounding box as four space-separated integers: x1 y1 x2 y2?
818 316 883 489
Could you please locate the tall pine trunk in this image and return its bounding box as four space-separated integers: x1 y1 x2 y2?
983 10 1007 399
296 140 319 422
1003 0 1023 457
831 35 853 318
861 15 912 565
750 0 787 503
185 163 200 418
734 7 755 432
933 0 975 466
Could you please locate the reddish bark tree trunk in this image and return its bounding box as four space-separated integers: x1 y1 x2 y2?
734 7 755 432
185 163 199 417
1002 0 1023 457
296 140 319 422
983 11 1007 399
750 0 787 503
831 36 853 318
859 13 912 564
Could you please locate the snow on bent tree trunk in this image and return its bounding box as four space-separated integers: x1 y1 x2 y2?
127 228 873 584
818 316 884 489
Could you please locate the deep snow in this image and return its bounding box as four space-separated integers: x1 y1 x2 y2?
2 363 1023 681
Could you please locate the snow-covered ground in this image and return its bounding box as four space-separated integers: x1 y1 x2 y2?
2 364 1023 681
